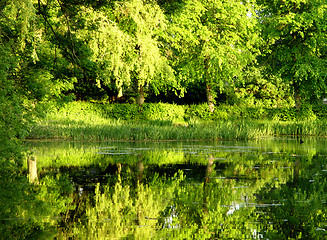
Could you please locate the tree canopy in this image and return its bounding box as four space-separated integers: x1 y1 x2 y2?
258 0 327 107
1 0 326 113
163 0 261 111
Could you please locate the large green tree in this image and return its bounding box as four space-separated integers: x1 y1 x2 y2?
75 0 178 105
0 0 77 125
258 0 327 107
1 0 40 143
164 0 260 112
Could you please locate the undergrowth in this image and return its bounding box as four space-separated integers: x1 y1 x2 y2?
27 101 327 141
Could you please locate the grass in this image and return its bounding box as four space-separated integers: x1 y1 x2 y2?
27 102 327 141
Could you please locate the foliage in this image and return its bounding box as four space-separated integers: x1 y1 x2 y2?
0 153 74 239
0 2 77 235
258 154 327 239
142 103 185 121
185 104 214 121
6 1 327 238
1 0 327 111
101 103 143 120
41 138 320 239
73 0 178 102
312 104 327 118
27 101 327 141
163 0 261 111
30 100 327 142
258 0 327 103
230 66 295 108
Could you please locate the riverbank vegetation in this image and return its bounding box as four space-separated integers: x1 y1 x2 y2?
0 0 327 155
27 101 327 141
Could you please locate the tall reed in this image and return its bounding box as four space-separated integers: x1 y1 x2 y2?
27 102 327 141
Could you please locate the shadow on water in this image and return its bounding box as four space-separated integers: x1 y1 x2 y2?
2 138 327 239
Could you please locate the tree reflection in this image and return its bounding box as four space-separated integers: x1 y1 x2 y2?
27 155 38 183
258 155 327 239
0 156 74 239
203 154 214 213
67 151 297 239
11 139 326 239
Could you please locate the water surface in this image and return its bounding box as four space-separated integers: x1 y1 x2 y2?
2 138 327 239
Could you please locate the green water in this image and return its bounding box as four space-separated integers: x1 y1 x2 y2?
2 138 327 239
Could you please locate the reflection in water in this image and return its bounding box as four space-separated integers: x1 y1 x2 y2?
2 138 327 239
27 155 38 183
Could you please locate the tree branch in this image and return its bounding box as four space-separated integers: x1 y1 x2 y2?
56 0 80 63
37 0 79 64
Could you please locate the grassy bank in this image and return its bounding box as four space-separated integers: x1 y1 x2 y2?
27 102 327 141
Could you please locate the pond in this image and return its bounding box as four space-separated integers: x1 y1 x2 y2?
2 138 327 239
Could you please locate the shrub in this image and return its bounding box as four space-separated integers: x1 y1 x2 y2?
142 103 185 121
268 107 297 121
49 101 324 123
296 105 317 121
101 104 142 120
312 104 327 118
184 104 213 121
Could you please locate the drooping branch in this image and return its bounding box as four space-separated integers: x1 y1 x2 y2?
56 0 80 63
0 12 13 42
37 0 79 64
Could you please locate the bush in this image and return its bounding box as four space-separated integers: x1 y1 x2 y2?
142 103 185 121
312 104 327 118
296 105 317 121
184 104 213 121
101 104 143 120
267 108 297 121
46 101 324 126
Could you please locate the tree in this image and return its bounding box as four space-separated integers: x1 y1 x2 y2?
0 0 39 143
75 0 178 105
258 0 327 107
0 0 77 119
36 0 98 100
164 0 260 112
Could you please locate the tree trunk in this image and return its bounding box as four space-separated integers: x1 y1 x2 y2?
293 84 301 109
204 56 215 113
294 91 301 109
206 83 215 113
136 85 145 107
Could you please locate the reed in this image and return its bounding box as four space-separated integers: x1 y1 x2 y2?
271 120 327 136
27 102 327 141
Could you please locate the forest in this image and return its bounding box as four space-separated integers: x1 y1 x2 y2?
1 0 327 148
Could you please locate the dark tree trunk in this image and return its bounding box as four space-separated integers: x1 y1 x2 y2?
136 85 145 107
293 84 301 109
206 83 215 113
204 56 215 113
